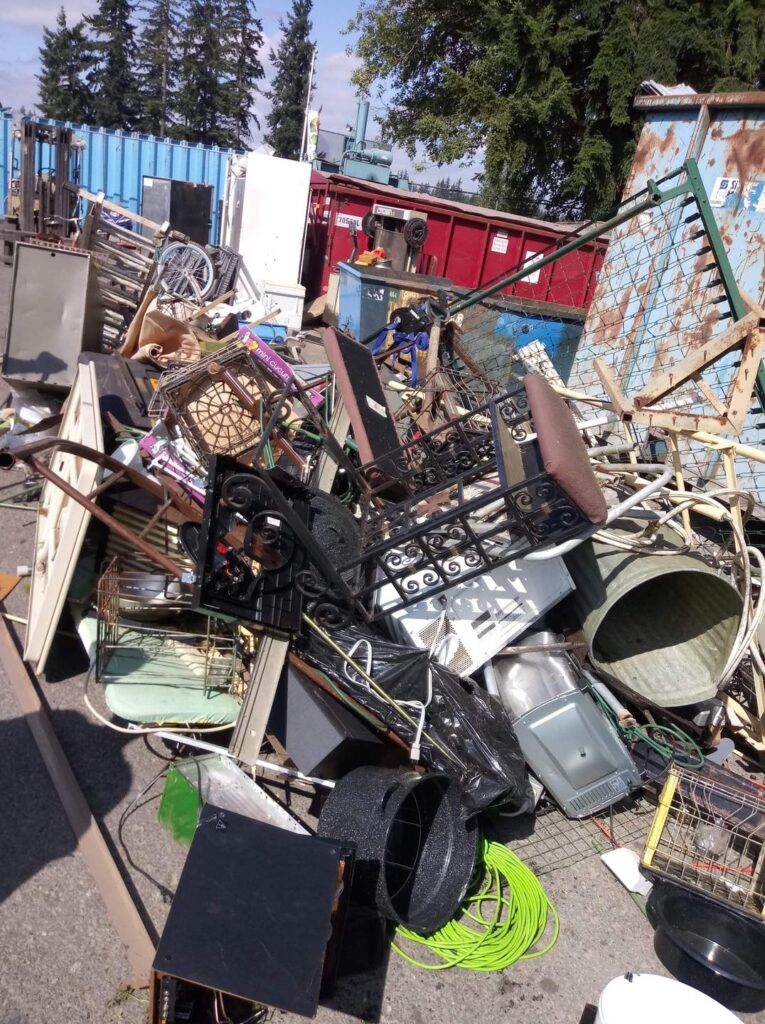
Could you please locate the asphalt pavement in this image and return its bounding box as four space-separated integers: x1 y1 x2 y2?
0 259 762 1024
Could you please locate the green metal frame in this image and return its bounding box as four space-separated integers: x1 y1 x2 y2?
447 160 761 411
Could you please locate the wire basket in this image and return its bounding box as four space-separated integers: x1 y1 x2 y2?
642 764 765 919
96 559 240 693
387 364 506 427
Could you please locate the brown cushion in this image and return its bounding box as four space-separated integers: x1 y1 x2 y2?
524 373 607 525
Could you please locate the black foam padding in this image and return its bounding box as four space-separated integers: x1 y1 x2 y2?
154 808 350 1017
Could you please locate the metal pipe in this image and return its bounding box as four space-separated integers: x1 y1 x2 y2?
354 101 370 149
29 456 185 578
523 464 675 560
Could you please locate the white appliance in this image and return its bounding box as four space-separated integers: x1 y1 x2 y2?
378 556 575 677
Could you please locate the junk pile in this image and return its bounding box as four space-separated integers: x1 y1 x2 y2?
2 142 765 1022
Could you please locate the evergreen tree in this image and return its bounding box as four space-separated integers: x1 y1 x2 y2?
349 0 765 218
37 7 93 123
264 0 315 160
218 0 265 149
175 0 230 146
135 0 178 136
85 0 141 129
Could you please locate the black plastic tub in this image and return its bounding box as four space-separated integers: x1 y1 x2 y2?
648 881 765 1013
318 766 478 934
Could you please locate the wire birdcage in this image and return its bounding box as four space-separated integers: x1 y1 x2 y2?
95 559 241 693
642 765 765 919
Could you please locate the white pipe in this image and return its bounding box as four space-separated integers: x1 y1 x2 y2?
522 464 675 561
153 730 335 788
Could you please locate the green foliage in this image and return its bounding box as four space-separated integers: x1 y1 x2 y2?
85 0 141 129
135 0 178 136
265 0 315 160
348 0 765 218
175 0 264 148
37 7 93 123
218 0 265 149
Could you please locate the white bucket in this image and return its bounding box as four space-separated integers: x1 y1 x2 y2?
595 973 741 1024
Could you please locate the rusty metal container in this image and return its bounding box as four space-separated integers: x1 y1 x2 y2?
565 520 743 707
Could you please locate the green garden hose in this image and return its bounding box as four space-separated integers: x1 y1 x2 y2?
392 838 558 972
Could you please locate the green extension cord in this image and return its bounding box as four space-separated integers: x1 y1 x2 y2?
589 687 704 769
392 838 559 972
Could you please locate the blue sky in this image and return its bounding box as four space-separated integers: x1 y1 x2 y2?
0 0 476 187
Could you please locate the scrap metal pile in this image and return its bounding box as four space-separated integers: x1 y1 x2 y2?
3 151 765 1021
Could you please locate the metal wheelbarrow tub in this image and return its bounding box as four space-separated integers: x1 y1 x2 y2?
565 521 743 706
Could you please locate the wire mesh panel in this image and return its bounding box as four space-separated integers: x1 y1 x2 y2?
451 162 765 500
642 765 765 919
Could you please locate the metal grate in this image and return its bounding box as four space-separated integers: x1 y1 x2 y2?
642 765 765 918
493 797 657 877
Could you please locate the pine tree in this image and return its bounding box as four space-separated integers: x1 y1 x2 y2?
85 0 141 129
37 7 93 123
264 0 315 160
135 0 178 136
218 0 265 149
174 0 229 145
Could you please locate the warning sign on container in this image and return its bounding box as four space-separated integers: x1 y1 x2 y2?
491 231 509 254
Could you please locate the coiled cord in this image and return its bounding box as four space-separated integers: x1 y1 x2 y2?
392 838 558 971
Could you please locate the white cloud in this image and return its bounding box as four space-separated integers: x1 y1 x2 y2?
313 49 361 134
0 58 40 111
1 1 98 28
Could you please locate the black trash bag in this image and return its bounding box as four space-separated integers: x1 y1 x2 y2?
298 622 533 817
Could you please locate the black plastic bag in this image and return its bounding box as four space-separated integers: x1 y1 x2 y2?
298 622 533 817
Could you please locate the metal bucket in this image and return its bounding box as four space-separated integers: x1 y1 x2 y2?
565 522 743 706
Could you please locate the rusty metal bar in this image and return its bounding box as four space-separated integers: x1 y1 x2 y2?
0 613 156 985
28 456 184 578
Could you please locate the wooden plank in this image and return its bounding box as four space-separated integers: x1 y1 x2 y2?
23 364 104 673
593 356 633 415
78 189 166 234
632 312 759 407
228 630 290 764
0 615 155 985
725 328 765 433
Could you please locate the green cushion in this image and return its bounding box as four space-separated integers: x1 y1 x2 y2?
78 614 241 726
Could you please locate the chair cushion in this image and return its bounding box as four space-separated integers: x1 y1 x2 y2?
524 373 607 525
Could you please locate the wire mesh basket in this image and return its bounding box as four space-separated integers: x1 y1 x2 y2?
96 559 240 693
642 764 765 919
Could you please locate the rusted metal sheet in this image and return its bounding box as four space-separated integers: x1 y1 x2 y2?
568 91 765 499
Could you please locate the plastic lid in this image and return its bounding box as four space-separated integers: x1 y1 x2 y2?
596 974 742 1024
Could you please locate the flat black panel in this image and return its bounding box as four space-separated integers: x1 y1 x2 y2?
142 177 212 243
326 330 401 472
268 665 384 778
154 808 344 1017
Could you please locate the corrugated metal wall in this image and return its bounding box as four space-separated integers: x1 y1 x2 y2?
1 116 238 243
0 112 11 217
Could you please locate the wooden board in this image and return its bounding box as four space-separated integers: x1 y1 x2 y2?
23 362 104 672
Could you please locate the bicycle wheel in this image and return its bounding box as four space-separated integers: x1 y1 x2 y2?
157 241 216 301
